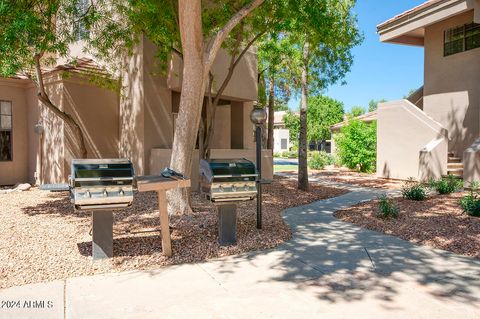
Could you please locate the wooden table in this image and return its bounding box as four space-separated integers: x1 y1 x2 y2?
136 175 191 257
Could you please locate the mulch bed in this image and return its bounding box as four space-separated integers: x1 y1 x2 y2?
0 176 348 289
334 193 480 258
310 169 404 189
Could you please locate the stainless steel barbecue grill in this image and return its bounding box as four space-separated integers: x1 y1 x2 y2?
69 159 134 211
199 158 257 202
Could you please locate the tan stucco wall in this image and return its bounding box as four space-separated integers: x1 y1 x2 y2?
211 105 231 149
26 86 39 184
38 79 65 184
37 75 120 184
424 10 480 157
119 38 146 175
168 47 258 102
62 80 119 160
377 100 448 180
143 39 174 174
463 138 480 183
0 79 30 185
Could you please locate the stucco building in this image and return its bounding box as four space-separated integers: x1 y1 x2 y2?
377 0 480 183
272 111 291 154
0 37 272 189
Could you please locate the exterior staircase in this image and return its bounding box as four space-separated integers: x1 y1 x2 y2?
447 152 463 178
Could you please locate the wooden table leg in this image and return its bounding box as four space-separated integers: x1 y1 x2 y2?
157 190 172 257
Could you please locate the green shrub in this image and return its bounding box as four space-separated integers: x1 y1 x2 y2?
377 195 400 219
429 175 463 194
281 150 297 158
273 152 282 158
334 119 376 173
402 179 427 201
459 182 480 217
308 151 334 170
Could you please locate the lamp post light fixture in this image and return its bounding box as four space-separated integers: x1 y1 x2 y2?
250 105 267 229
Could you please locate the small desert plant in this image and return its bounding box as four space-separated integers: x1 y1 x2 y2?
429 175 463 194
377 195 400 219
459 181 480 217
402 178 427 201
308 151 334 170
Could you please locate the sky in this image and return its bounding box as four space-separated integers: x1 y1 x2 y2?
288 0 426 112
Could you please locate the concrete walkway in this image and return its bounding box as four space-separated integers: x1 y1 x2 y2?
2 185 480 318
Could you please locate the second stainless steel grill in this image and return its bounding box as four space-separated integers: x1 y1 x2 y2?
69 159 134 211
200 159 257 202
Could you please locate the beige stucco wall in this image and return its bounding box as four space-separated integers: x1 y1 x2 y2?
26 86 40 184
37 74 120 184
0 79 30 185
377 100 448 180
211 105 231 149
424 11 480 157
463 138 480 183
168 47 258 102
119 38 146 175
143 39 174 174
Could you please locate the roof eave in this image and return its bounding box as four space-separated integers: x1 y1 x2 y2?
377 0 475 46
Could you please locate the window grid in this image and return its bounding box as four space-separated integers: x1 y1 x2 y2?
444 23 480 56
0 100 12 162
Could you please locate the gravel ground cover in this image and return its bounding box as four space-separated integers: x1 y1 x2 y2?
280 168 404 189
0 176 348 289
334 193 480 258
310 169 404 189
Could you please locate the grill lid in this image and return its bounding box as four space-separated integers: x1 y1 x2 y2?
71 159 134 186
203 159 256 176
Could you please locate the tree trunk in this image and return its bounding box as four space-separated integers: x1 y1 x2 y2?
298 41 309 191
168 0 264 214
168 0 207 214
266 72 275 150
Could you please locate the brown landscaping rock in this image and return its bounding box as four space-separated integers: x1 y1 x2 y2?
0 177 348 289
334 193 480 259
310 169 404 189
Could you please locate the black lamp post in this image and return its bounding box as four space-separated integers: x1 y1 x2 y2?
250 106 267 229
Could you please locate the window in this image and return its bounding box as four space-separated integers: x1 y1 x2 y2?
0 101 12 161
444 23 480 56
74 0 90 41
281 138 288 150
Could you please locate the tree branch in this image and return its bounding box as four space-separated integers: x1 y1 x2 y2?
204 0 264 72
33 53 88 158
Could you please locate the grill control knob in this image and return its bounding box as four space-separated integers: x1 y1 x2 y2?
85 190 91 198
219 185 224 192
103 189 108 197
232 185 236 192
119 189 124 196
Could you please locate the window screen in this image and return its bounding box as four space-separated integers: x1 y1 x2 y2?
465 23 480 51
281 138 288 150
0 101 12 161
444 23 480 56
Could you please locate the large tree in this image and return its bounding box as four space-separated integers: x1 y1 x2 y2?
283 0 362 191
168 0 265 213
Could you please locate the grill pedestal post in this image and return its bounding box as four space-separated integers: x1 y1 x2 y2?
92 210 113 260
217 204 237 246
